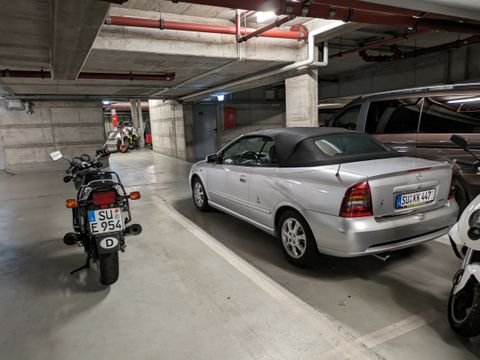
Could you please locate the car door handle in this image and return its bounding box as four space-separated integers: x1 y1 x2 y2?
239 175 248 183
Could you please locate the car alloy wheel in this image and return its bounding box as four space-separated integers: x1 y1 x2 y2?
281 217 307 259
193 181 205 207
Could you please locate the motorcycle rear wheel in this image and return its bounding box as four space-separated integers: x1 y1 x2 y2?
448 278 480 337
98 253 119 286
117 141 129 153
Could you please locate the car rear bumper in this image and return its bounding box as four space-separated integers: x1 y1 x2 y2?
302 201 458 257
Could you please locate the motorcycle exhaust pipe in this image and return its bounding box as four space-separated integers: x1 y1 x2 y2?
63 232 80 246
125 224 142 236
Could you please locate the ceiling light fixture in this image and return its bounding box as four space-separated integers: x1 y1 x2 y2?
216 94 225 101
256 11 277 23
448 96 480 104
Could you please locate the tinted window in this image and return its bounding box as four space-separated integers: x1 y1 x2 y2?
419 97 480 133
366 99 422 134
222 137 277 166
331 105 361 130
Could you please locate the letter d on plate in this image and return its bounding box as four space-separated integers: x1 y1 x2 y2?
99 237 119 250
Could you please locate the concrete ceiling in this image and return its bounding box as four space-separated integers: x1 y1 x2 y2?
1 0 480 100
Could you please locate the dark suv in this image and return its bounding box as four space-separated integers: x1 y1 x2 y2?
326 83 480 213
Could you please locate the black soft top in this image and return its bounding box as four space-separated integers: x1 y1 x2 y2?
242 127 400 167
248 127 349 165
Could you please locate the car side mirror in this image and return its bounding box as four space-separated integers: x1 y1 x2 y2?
49 150 63 161
206 154 218 163
451 135 469 150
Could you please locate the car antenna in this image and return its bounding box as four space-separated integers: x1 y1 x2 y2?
335 135 346 177
335 152 343 177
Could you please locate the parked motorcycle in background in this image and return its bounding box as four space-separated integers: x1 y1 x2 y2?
49 144 142 286
448 134 480 336
115 122 139 153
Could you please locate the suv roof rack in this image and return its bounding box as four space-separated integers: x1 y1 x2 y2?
359 82 480 100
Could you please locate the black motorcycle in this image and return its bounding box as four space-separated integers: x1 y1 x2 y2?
49 146 142 285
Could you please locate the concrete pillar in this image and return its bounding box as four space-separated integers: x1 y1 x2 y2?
0 100 104 173
130 99 145 147
285 69 318 127
149 100 187 161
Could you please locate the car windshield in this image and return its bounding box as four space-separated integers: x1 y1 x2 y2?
314 133 389 157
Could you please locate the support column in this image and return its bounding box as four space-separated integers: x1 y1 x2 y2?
285 69 318 127
149 100 188 160
130 99 145 147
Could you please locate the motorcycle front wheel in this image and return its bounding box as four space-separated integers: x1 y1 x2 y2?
448 277 480 337
98 252 119 286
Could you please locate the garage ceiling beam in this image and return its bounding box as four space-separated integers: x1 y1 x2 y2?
50 0 111 80
173 0 480 34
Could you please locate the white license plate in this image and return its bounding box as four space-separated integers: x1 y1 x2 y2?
395 189 436 209
88 208 124 234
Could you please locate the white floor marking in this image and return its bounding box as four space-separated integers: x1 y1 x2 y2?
321 308 441 359
155 196 441 359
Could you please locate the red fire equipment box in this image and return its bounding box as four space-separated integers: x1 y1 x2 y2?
224 107 236 129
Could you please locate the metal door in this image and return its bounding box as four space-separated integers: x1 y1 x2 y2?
193 104 217 160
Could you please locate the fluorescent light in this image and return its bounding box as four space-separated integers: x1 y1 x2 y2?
216 94 225 101
102 100 111 105
256 11 276 23
448 96 480 104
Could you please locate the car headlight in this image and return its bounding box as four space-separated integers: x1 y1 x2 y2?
468 210 480 228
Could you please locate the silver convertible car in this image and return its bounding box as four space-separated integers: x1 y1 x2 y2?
189 128 458 266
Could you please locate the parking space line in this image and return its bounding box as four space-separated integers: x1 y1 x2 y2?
321 308 441 359
153 196 382 360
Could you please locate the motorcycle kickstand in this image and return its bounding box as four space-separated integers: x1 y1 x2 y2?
70 255 91 275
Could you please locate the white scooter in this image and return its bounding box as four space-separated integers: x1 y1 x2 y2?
448 135 480 337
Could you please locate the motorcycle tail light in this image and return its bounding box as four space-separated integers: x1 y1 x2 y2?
92 191 116 206
340 181 373 218
129 191 141 200
65 199 78 208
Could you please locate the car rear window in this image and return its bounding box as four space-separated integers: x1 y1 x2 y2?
315 134 389 157
285 133 401 166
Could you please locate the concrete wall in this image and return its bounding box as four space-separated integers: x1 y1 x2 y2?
319 43 480 100
0 100 104 173
149 100 188 161
219 103 285 147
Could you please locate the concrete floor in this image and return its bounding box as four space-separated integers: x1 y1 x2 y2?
1 150 479 360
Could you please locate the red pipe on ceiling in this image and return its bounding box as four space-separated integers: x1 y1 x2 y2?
171 0 480 34
360 35 480 62
238 15 295 42
106 16 308 40
330 29 431 58
0 70 176 81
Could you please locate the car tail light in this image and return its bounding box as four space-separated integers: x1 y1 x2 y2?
449 176 456 200
92 191 116 206
340 181 373 218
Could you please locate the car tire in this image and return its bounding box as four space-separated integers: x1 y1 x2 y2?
448 278 480 337
277 210 320 267
192 177 211 212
